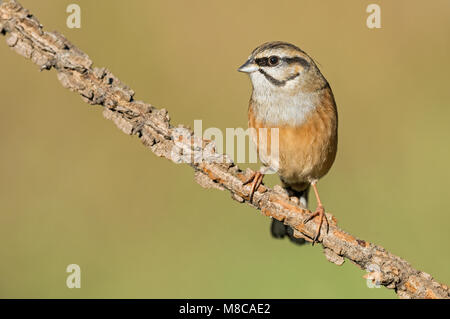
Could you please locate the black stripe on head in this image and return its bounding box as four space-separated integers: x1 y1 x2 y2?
259 69 300 87
256 56 309 69
255 57 269 67
282 56 310 69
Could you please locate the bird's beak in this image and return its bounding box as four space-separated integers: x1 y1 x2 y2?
238 59 258 73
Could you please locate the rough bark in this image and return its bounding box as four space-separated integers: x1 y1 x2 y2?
0 0 448 299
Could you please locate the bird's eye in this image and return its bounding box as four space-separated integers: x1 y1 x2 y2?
268 56 279 66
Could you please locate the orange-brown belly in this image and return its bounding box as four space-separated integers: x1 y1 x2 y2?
248 105 337 191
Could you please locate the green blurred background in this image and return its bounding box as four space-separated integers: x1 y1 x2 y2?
0 0 449 298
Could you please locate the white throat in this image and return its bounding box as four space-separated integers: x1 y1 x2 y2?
250 72 318 126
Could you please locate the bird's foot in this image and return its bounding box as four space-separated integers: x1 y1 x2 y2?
303 205 329 245
243 171 264 202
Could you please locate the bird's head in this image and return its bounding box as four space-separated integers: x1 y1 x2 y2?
238 41 326 95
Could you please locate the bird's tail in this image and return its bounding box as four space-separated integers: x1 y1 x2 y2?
270 185 310 245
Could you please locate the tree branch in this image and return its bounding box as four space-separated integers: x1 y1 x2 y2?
1 0 448 299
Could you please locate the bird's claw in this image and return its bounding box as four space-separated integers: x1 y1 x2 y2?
303 205 329 245
243 171 264 202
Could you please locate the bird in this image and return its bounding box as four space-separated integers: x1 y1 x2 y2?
238 41 338 244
